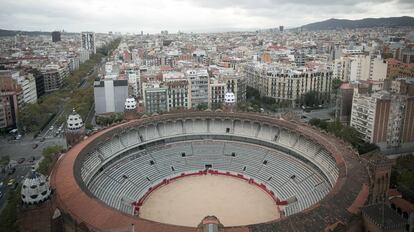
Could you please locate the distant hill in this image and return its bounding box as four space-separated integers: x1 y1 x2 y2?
0 29 77 37
300 16 414 31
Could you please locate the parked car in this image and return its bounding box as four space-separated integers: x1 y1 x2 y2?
40 137 46 142
7 178 15 187
32 143 39 149
29 156 36 163
17 158 25 164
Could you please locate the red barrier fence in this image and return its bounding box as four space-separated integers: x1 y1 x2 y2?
132 169 288 214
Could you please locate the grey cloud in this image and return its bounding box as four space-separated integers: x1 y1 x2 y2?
0 0 412 33
179 0 394 9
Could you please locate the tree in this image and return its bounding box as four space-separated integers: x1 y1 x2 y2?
261 96 276 105
211 102 223 110
0 155 10 165
85 123 93 130
332 78 342 91
0 188 19 232
246 86 260 100
302 91 319 107
308 119 377 154
37 145 63 175
309 118 321 127
197 103 208 111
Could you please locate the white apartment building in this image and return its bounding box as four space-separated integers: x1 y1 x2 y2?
163 72 191 110
165 80 191 111
94 79 129 114
81 32 96 54
333 54 387 82
11 72 37 104
186 69 209 108
127 70 140 98
244 62 333 107
350 79 414 149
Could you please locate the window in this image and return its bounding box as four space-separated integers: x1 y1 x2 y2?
231 152 236 157
263 160 268 165
226 128 230 133
243 166 246 171
150 160 154 165
181 152 186 157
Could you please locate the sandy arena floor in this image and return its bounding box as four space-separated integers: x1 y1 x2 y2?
139 174 280 227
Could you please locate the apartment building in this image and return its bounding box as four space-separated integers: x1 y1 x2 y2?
41 64 69 92
245 62 333 107
186 69 209 108
94 79 129 114
142 82 168 113
350 78 414 149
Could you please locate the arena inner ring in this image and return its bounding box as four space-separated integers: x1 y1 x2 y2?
51 112 369 232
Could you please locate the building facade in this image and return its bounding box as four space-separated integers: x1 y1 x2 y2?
350 78 414 149
81 32 96 54
94 79 129 114
52 31 61 43
186 69 209 108
0 75 22 129
40 64 68 93
165 80 191 111
245 62 333 107
142 83 168 113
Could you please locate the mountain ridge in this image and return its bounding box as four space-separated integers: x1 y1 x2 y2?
300 16 414 31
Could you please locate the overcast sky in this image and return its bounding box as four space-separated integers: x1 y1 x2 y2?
0 0 413 33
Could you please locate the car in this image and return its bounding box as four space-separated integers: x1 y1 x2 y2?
32 143 39 149
7 179 15 187
29 156 36 163
17 158 25 164
40 137 46 142
49 126 54 130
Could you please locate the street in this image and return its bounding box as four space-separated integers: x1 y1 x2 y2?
0 155 36 214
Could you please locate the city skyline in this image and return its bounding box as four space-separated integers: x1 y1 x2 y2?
0 0 413 33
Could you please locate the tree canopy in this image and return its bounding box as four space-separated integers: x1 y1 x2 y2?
309 118 378 154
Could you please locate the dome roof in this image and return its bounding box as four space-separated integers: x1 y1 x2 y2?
125 97 137 110
224 92 236 104
67 109 84 131
21 170 51 204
